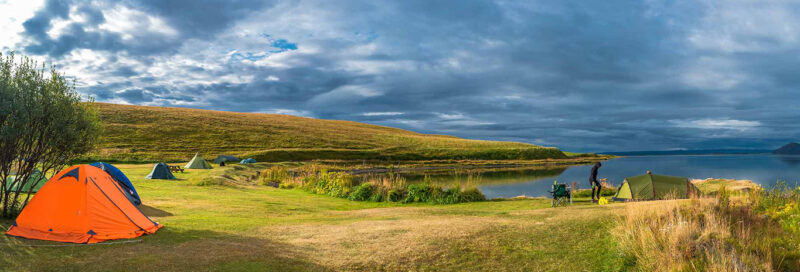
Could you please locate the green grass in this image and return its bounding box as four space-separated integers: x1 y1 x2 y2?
0 163 625 271
82 103 567 162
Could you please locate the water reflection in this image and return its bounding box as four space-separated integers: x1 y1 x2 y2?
777 155 800 166
401 167 567 185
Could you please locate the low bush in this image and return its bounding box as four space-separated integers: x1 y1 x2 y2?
349 183 374 201
752 181 800 239
303 170 354 198
386 189 406 202
404 184 435 203
460 187 486 202
265 165 486 204
402 184 486 204
572 187 617 198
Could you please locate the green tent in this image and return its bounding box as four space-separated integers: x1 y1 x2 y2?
146 162 176 180
5 169 48 193
613 173 701 201
213 155 240 164
185 152 213 169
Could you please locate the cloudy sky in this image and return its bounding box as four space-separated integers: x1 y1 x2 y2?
2 0 799 152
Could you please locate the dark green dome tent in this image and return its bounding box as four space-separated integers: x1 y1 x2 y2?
213 155 240 164
5 169 48 193
185 153 213 169
613 173 701 201
146 163 176 180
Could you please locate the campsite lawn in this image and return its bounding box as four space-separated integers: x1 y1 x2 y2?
0 164 625 271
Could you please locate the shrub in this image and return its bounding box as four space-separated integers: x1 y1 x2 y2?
369 191 384 202
0 53 102 217
572 187 617 198
403 184 486 204
404 184 434 203
267 165 486 205
386 189 406 202
303 170 354 198
442 187 462 204
460 187 486 202
753 182 800 236
349 183 374 201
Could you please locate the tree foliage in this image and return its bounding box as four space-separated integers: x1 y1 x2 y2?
0 52 102 217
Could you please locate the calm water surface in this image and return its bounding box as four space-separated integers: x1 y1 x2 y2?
399 154 800 199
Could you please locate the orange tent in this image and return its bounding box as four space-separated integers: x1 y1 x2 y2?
6 165 162 243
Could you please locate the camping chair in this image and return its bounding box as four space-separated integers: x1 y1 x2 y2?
549 182 571 207
169 165 184 173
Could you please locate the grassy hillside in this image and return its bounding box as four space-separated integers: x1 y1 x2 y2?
85 103 566 162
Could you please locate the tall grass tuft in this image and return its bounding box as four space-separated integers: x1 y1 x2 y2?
615 184 800 271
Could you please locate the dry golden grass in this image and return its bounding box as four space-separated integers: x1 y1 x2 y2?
614 197 777 271
259 204 623 271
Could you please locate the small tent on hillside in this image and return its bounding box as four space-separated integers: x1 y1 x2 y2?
185 153 212 169
239 158 257 164
6 165 162 243
90 162 141 206
4 169 48 193
213 155 240 164
146 163 176 180
613 172 701 201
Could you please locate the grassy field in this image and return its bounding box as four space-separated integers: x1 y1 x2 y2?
1 164 797 271
85 103 567 163
0 164 626 271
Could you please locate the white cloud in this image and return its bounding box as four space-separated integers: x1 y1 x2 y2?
0 0 44 50
98 4 178 39
670 118 761 131
363 112 403 116
309 85 382 105
435 112 465 119
261 109 313 117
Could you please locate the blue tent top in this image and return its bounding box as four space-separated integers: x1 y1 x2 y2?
90 162 142 206
240 158 257 164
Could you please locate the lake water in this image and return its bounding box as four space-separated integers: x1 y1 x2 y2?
400 154 800 199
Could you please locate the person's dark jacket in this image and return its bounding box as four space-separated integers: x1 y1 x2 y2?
589 163 601 183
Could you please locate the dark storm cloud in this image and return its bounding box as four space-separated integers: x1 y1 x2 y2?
131 0 273 39
11 0 800 152
116 88 153 103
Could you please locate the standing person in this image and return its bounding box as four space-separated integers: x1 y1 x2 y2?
589 162 602 202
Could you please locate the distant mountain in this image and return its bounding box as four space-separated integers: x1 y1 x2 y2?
600 149 772 156
774 143 800 155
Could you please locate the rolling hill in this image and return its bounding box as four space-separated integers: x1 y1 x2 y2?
83 103 566 162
